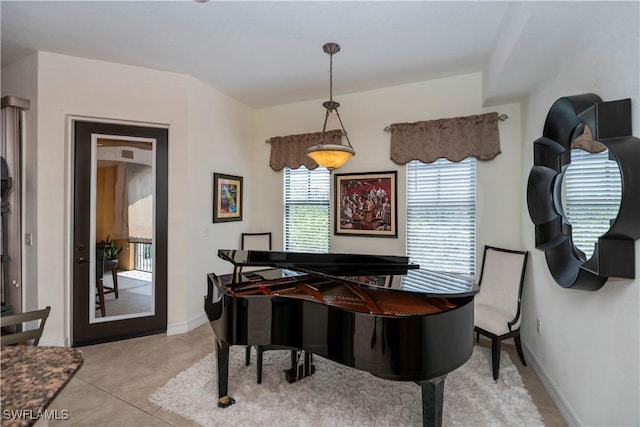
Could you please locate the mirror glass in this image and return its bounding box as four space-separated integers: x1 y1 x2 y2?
560 148 622 259
91 137 155 322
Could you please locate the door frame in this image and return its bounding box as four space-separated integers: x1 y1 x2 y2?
66 115 169 346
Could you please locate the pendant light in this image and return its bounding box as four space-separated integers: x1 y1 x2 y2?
305 42 355 170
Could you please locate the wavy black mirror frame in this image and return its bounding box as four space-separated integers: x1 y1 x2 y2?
527 93 640 290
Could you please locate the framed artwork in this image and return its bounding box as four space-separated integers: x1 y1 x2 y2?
334 171 397 237
213 173 243 223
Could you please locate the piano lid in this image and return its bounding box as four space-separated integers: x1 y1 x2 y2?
218 249 418 275
218 249 477 298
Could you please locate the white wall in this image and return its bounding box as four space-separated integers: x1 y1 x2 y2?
2 52 255 344
253 72 523 263
520 3 640 425
185 78 256 328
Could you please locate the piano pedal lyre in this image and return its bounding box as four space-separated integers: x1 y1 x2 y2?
284 350 315 384
217 396 236 408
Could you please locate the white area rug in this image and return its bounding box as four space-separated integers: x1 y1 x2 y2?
150 345 543 426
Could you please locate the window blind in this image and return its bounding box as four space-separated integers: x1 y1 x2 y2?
283 166 330 253
406 158 476 275
564 149 622 259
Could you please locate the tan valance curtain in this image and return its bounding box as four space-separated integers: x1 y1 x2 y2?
389 112 501 164
269 129 342 171
571 125 607 153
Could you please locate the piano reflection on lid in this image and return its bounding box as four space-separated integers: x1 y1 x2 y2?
205 249 479 427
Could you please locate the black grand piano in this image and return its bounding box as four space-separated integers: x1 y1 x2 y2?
205 249 479 426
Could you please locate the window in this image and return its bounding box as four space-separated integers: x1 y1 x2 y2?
406 158 476 275
563 149 622 259
283 166 330 252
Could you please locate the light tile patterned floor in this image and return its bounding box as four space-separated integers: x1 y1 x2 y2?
96 271 152 319
36 325 566 426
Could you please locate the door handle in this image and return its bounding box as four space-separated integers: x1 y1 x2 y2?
76 257 90 264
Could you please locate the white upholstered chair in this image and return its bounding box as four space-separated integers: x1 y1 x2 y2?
241 232 272 252
240 232 272 274
474 245 529 380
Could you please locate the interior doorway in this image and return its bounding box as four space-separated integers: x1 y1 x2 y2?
72 120 168 346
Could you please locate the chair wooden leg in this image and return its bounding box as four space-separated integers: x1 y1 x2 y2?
514 334 527 366
245 345 251 366
256 346 264 384
111 267 119 299
491 336 501 381
97 279 106 317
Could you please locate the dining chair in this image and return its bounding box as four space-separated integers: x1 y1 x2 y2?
474 245 529 380
95 244 107 317
1 306 51 346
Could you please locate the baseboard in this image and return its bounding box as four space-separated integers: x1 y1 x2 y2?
523 341 581 426
38 339 67 347
166 312 208 336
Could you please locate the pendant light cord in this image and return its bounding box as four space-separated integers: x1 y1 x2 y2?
320 49 353 149
329 50 333 104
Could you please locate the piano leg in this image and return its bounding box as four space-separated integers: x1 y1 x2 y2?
419 374 446 427
256 346 264 384
216 340 236 408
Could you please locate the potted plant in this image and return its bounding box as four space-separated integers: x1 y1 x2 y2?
100 235 122 267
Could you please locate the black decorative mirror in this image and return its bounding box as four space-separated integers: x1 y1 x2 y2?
527 93 640 290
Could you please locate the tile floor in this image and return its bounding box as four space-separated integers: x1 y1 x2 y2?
38 324 566 426
96 270 152 319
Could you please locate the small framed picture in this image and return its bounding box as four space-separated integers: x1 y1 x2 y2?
213 173 243 223
334 171 397 237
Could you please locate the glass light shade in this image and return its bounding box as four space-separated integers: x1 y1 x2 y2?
306 144 355 170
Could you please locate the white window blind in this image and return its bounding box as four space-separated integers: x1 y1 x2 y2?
564 149 622 259
407 158 476 275
283 166 330 253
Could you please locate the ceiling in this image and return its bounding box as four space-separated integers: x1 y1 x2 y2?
0 1 620 108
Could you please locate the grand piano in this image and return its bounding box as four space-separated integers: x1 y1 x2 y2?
205 249 479 426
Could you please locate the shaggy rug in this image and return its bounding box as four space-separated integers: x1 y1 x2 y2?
149 345 543 426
